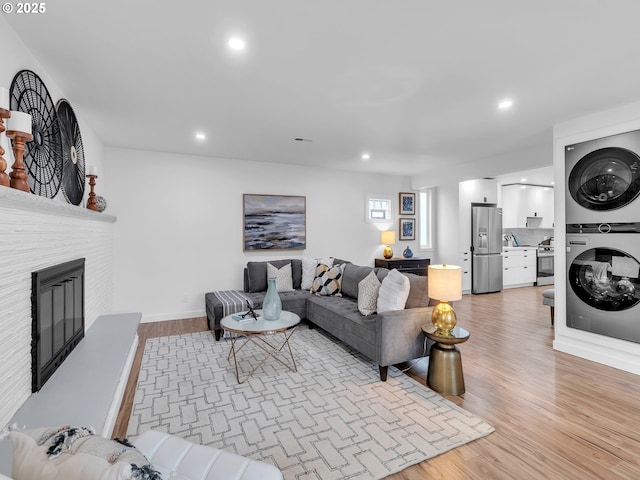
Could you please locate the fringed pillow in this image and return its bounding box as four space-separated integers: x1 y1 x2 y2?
9 425 162 480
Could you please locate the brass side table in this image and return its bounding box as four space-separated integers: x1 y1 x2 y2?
422 324 470 395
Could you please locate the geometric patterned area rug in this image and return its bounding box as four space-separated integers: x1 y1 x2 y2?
127 327 494 480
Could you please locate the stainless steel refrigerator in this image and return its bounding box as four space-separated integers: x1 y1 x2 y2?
471 206 503 294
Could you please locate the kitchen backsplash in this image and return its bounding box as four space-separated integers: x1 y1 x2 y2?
503 228 554 247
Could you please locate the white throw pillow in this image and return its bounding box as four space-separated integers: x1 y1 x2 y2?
377 269 411 313
267 262 294 292
358 271 381 316
301 256 333 290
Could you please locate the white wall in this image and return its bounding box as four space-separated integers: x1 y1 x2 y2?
553 100 640 375
0 15 113 429
0 16 106 207
105 148 417 321
411 142 552 189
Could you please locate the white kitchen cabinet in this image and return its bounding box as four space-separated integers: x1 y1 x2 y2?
503 247 536 288
501 185 554 228
460 179 498 205
461 250 471 293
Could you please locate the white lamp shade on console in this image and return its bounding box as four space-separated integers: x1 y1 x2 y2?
381 230 396 259
0 87 9 110
381 230 395 245
7 111 32 135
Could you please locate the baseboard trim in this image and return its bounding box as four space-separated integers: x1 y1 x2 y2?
553 336 640 376
142 310 206 323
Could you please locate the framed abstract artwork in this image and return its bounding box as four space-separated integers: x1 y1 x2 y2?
243 194 306 250
399 192 415 215
399 218 416 241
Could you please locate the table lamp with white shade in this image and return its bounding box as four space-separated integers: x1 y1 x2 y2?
381 230 396 259
428 264 462 336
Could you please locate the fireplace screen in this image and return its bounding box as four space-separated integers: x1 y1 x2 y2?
31 258 85 392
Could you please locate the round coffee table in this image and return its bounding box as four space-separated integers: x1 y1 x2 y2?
422 324 470 395
220 310 301 384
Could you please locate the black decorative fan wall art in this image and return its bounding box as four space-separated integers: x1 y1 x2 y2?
56 99 85 205
10 69 63 198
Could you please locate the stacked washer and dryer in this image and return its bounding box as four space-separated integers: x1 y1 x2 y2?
565 129 640 343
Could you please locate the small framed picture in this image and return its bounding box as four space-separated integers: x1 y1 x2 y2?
399 218 415 240
399 192 415 215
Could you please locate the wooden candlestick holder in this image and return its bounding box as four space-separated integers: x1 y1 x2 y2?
6 129 33 193
86 174 98 211
0 108 10 187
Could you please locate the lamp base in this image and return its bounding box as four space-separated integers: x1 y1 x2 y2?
383 246 393 259
431 301 457 336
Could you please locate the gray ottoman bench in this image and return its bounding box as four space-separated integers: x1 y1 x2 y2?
542 288 555 325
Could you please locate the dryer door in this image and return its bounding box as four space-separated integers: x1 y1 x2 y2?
568 147 640 211
568 247 640 311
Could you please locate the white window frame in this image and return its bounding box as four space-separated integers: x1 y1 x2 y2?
365 194 393 224
419 189 433 250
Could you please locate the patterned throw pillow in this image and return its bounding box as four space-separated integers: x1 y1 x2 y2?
9 425 161 480
358 271 381 315
311 263 344 296
267 262 294 292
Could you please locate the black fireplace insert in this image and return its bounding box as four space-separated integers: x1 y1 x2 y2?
31 258 85 392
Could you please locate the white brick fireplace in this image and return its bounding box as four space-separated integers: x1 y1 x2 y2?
0 187 115 428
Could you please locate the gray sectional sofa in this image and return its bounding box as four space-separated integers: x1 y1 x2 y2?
205 258 434 381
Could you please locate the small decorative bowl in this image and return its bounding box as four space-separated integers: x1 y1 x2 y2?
95 195 107 212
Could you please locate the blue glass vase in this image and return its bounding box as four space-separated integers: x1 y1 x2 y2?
403 246 414 258
262 277 282 321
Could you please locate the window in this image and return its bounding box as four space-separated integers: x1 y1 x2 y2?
419 189 433 249
366 195 392 223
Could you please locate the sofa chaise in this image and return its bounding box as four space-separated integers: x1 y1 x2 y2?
205 258 434 381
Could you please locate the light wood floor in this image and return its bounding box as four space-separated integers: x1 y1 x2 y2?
113 286 640 479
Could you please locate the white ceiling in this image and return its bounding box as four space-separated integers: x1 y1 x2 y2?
494 165 554 187
5 0 640 175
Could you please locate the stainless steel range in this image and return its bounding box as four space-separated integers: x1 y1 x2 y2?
536 246 555 286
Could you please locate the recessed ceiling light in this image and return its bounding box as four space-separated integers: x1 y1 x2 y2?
228 37 246 51
361 153 371 160
195 132 206 141
498 99 513 110
520 178 527 182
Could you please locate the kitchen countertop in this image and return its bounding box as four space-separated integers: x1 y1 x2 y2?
503 246 537 251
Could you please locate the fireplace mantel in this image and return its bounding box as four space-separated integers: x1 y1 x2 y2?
0 186 116 223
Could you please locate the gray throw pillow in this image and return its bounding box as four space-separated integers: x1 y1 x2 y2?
247 260 292 292
290 259 303 289
375 267 390 283
342 263 375 299
404 273 430 308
